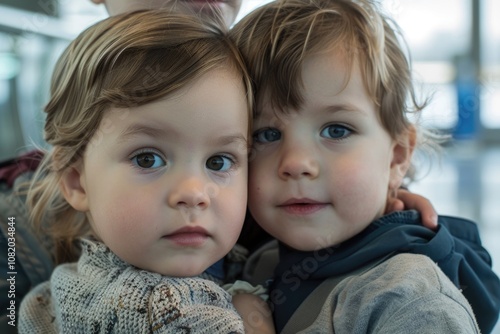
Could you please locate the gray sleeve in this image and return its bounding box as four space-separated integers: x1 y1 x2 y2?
299 254 480 334
377 297 479 333
345 254 480 334
375 274 480 333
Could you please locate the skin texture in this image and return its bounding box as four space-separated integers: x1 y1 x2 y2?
248 51 416 251
60 68 249 277
91 0 243 27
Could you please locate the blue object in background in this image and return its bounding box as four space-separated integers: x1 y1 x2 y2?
454 81 480 140
453 55 480 140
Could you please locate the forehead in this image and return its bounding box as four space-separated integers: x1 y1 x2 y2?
99 68 249 143
301 50 354 97
257 49 367 118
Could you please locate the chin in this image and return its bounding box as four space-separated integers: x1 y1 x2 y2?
280 238 312 251
283 235 341 252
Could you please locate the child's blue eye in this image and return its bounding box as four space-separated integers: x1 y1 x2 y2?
253 128 281 143
320 125 352 139
206 155 234 172
131 152 166 169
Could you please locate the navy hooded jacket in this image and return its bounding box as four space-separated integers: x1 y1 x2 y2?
270 211 500 333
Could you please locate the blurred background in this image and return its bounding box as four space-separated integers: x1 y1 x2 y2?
0 0 499 331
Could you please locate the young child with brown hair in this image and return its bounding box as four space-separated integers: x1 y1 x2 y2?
18 9 275 333
231 0 500 332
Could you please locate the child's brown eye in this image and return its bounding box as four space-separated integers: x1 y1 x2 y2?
131 152 166 169
206 155 234 172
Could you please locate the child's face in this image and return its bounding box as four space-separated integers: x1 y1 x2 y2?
248 51 409 251
72 68 248 276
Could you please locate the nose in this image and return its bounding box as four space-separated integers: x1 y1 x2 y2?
167 177 211 209
278 145 319 180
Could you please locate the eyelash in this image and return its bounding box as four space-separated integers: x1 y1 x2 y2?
252 123 354 144
129 148 166 171
252 127 281 144
207 154 239 174
128 149 239 176
320 123 354 141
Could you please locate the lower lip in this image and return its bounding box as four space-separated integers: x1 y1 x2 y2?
164 233 208 246
280 204 328 215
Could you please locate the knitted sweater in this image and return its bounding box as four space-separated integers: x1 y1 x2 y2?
19 239 244 333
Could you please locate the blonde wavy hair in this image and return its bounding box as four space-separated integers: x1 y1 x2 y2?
230 0 442 177
27 9 253 264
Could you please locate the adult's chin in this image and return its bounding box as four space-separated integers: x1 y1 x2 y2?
178 0 242 26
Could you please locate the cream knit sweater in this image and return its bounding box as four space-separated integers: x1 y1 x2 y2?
19 239 244 333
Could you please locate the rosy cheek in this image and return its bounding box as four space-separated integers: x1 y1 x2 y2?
105 195 150 232
249 166 268 194
331 163 376 201
248 185 263 211
248 171 258 187
338 164 389 220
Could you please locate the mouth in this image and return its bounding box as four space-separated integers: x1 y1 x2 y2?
163 226 210 246
278 198 329 215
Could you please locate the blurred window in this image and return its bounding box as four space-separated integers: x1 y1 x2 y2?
481 0 500 129
384 0 471 131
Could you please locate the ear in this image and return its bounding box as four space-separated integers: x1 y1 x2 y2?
389 126 417 191
59 162 89 212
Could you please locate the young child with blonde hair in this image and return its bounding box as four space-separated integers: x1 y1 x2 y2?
19 9 274 333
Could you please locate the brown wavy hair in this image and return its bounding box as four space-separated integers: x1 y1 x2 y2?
230 0 443 180
26 9 253 264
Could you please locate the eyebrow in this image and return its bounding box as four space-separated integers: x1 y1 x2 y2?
324 103 365 114
119 123 248 147
119 124 174 141
213 134 248 147
254 102 364 120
